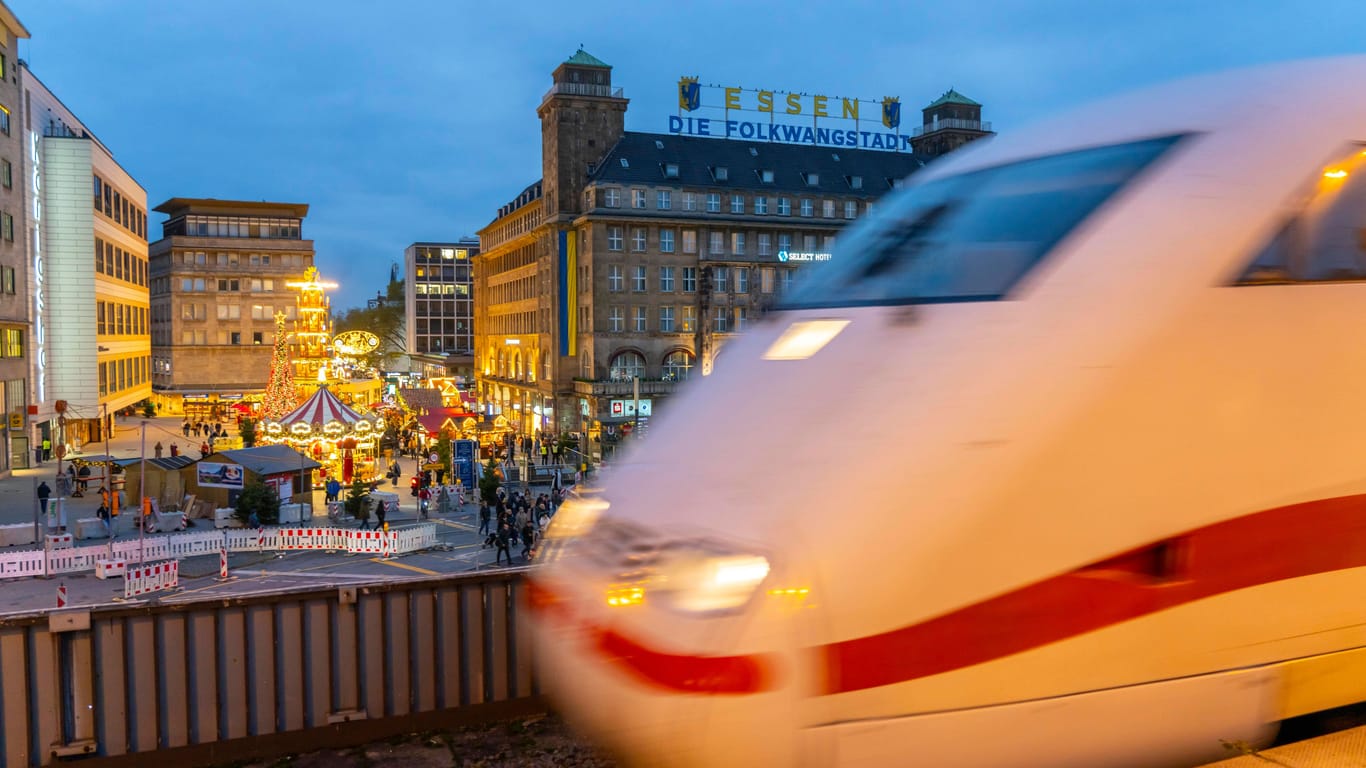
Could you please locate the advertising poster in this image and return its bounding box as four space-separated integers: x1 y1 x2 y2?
197 462 245 489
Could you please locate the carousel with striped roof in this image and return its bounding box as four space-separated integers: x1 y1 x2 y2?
257 385 385 485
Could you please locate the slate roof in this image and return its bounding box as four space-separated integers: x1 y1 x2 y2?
588 131 925 195
566 49 609 68
114 455 198 472
925 88 981 109
211 445 322 476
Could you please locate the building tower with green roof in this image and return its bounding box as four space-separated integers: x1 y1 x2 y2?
909 88 994 158
538 48 628 221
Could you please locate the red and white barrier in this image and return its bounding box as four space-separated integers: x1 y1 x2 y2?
216 547 229 581
56 582 66 608
123 560 179 599
46 533 73 550
95 559 126 580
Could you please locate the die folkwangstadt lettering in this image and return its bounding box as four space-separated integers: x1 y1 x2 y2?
670 77 910 151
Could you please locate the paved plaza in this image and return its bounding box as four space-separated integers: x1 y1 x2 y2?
0 416 540 615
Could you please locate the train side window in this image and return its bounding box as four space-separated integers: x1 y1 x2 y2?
1237 143 1366 285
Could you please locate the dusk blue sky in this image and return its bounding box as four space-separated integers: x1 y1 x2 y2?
9 1 1360 310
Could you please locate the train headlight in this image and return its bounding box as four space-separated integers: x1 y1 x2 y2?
653 551 771 614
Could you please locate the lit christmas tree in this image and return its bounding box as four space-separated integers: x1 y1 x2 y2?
262 312 298 419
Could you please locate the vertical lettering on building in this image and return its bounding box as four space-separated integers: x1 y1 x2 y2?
29 131 44 403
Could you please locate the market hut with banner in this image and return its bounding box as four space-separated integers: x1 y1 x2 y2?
256 385 385 485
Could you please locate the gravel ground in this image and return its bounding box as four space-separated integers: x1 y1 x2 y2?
233 714 618 768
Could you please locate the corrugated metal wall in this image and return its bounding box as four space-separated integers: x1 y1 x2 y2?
0 570 541 767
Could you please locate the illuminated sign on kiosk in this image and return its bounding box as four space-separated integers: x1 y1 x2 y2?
29 131 45 403
670 77 910 151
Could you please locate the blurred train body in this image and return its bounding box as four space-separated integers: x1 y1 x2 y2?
527 57 1366 767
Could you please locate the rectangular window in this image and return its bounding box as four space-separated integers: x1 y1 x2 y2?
657 190 671 210
683 267 697 293
735 267 750 294
713 166 729 182
1 212 12 242
778 233 793 252
736 307 750 332
712 266 730 293
632 227 647 252
230 331 242 345
604 188 621 208
754 196 768 215
632 189 647 209
732 232 745 255
682 230 697 254
731 194 744 214
758 233 772 256
609 306 624 332
96 302 106 334
94 239 104 273
800 199 814 217
253 332 264 345
849 175 864 190
777 197 791 216
664 163 680 178
660 306 675 333
632 306 647 332
0 266 12 294
822 200 836 218
681 305 696 332
706 193 721 213
709 231 724 254
607 226 623 251
683 192 697 211
608 265 623 292
804 234 818 251
845 200 858 219
660 229 675 253
781 269 795 293
761 267 775 293
824 235 836 252
632 266 647 292
0 104 9 136
0 159 10 189
713 306 730 333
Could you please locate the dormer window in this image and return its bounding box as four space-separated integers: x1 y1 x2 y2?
620 158 629 168
663 163 680 178
803 172 820 187
655 140 665 150
759 169 775 183
847 175 863 190
712 166 729 182
748 147 758 157
831 153 841 161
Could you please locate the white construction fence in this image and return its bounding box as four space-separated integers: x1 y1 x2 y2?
0 523 440 580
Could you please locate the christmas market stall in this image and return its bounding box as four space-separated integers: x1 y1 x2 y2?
257 385 386 486
184 445 322 517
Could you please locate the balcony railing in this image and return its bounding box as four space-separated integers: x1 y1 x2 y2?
542 82 624 101
572 378 682 397
911 119 992 137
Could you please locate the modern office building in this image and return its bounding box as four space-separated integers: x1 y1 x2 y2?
474 50 989 447
0 2 26 474
404 239 477 380
20 62 151 453
148 198 313 420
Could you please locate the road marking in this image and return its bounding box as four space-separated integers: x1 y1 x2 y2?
370 558 439 575
432 518 476 531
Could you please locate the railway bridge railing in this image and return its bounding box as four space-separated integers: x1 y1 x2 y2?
0 567 541 767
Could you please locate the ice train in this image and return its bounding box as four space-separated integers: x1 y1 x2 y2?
527 57 1366 767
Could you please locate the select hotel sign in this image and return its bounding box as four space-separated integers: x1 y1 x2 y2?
670 77 910 151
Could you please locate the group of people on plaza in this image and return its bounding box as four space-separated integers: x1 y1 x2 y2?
479 487 564 566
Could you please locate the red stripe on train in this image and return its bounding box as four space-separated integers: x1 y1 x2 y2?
822 493 1366 694
525 577 778 695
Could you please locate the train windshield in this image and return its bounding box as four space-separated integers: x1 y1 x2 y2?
780 135 1183 309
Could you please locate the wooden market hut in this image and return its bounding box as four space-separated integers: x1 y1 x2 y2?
116 455 199 514
182 445 321 509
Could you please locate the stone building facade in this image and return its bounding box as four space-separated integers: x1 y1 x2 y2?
148 198 313 420
0 3 25 473
475 50 989 449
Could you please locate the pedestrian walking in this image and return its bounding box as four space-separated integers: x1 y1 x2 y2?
494 523 514 566
199 441 210 458
169 443 179 457
36 481 51 515
41 437 51 462
520 519 535 561
539 442 548 466
154 441 163 459
182 421 190 438
479 504 491 536
374 498 387 530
